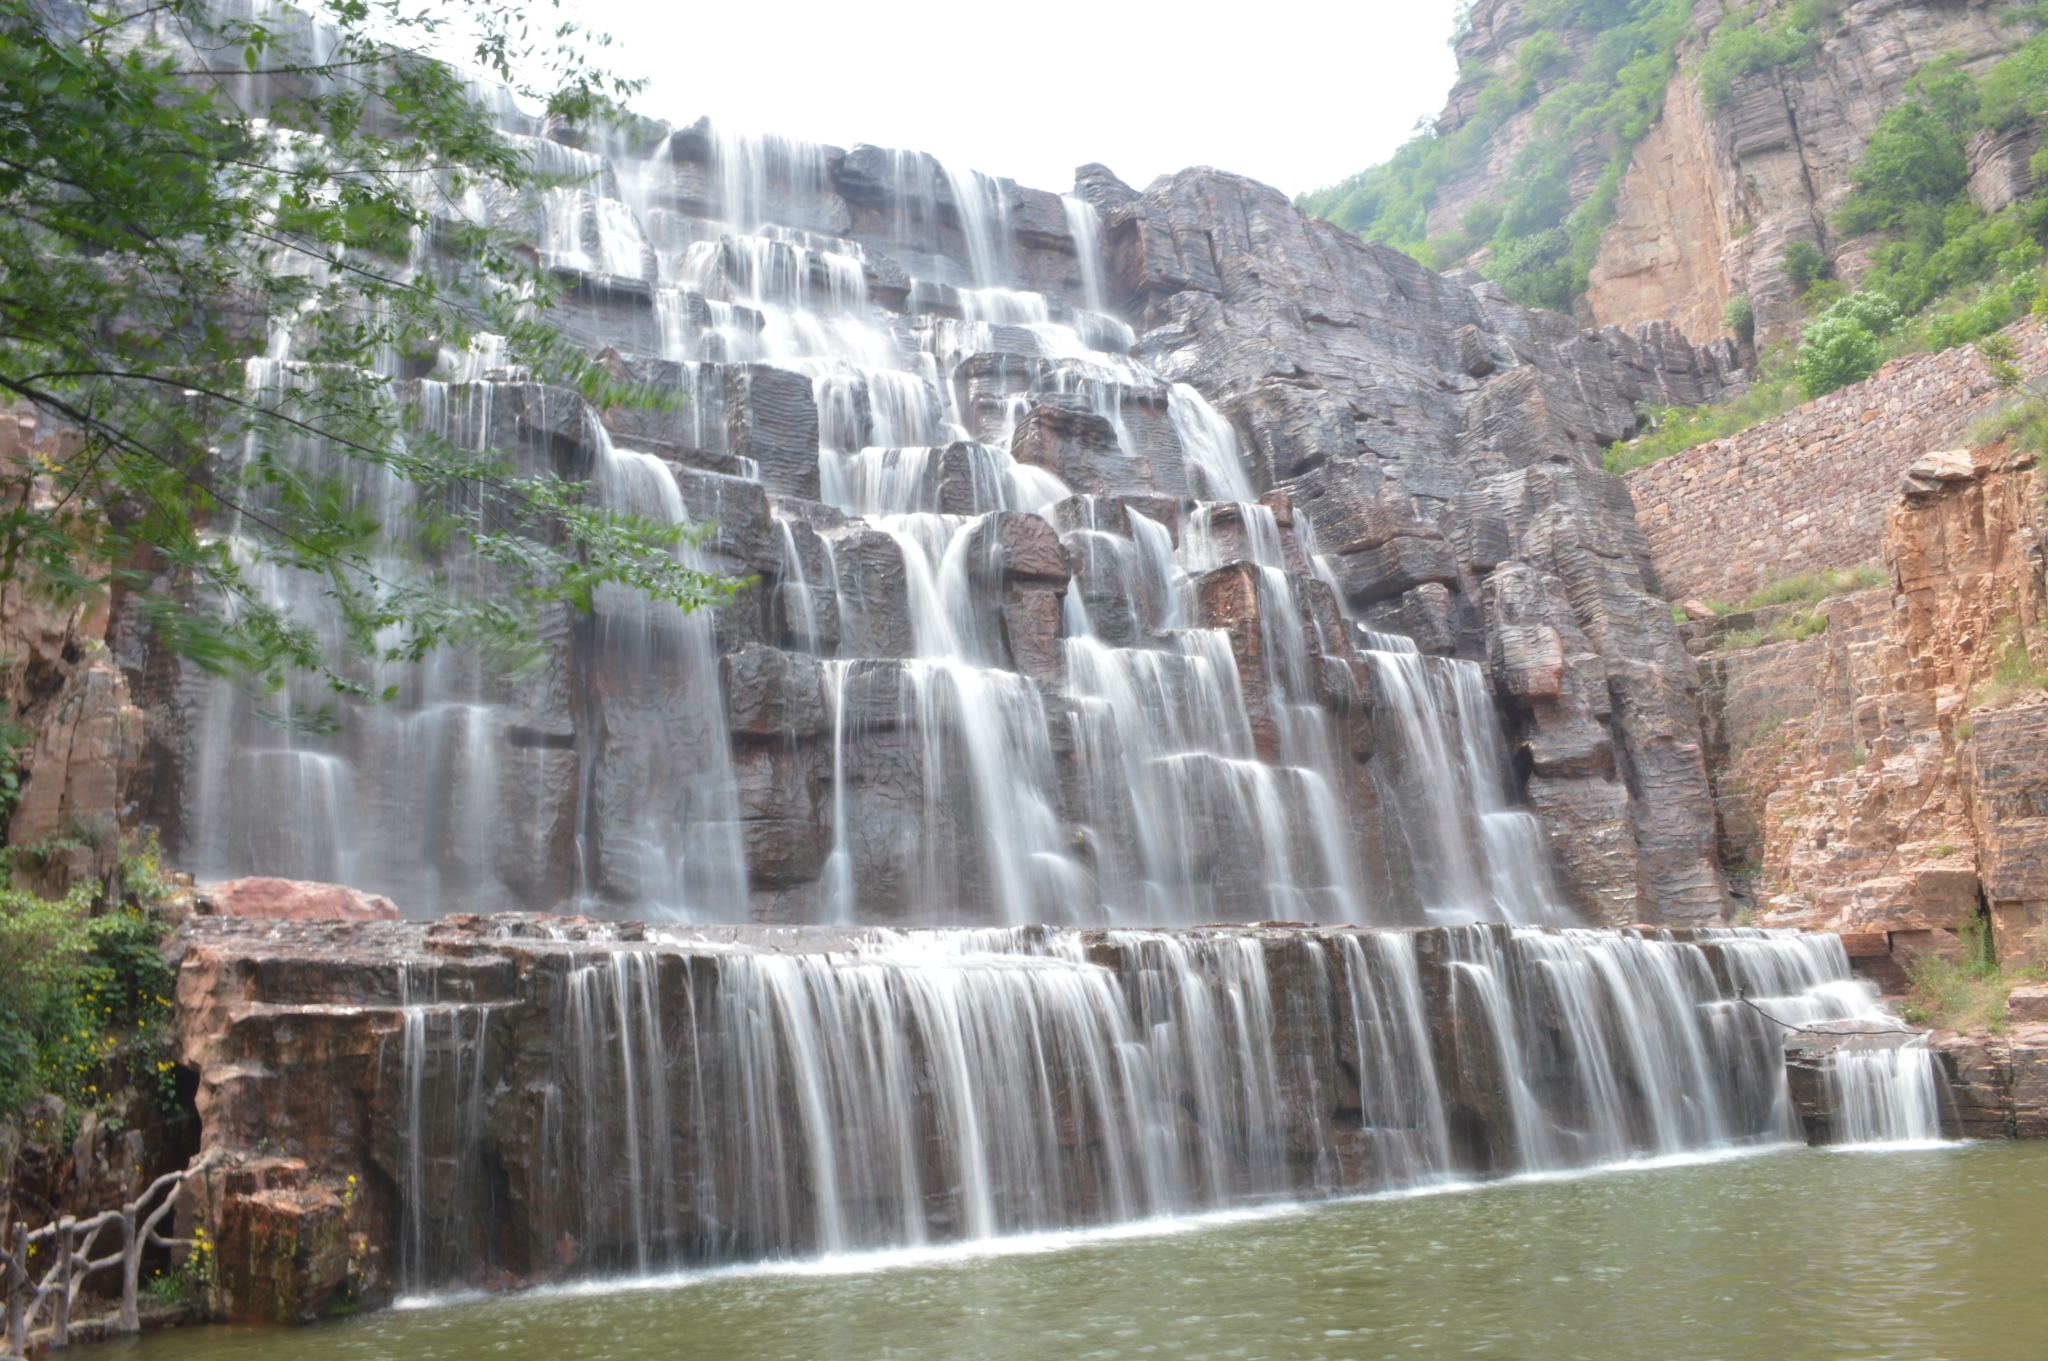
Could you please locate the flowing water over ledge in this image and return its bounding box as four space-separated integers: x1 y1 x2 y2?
99 1141 2048 1361
179 918 1948 1305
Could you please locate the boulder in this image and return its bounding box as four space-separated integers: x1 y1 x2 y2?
721 643 830 737
725 364 821 499
198 878 400 922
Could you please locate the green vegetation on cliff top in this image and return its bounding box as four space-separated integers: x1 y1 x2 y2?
1299 0 1700 313
1299 1 1837 314
1610 7 2048 470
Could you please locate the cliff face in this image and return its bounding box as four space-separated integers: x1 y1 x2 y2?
1592 0 2034 348
1428 0 2037 347
0 406 144 897
166 914 1890 1313
85 97 1758 928
1112 168 1743 921
1684 440 2048 976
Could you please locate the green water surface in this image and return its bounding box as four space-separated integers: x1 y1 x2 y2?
91 1142 2048 1361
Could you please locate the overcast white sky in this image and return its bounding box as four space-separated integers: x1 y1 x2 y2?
575 0 1466 199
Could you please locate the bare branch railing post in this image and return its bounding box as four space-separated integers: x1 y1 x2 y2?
4 1219 28 1359
51 1217 70 1348
0 1154 215 1355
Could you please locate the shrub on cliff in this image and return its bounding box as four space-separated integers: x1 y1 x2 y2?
1693 0 1836 115
1795 292 1899 397
0 0 734 721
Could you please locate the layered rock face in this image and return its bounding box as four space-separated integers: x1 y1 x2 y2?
1429 1 2037 348
173 915 1878 1305
1588 0 2036 347
1116 169 1743 923
1686 442 2048 974
131 112 1750 929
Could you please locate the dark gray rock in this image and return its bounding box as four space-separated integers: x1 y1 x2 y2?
724 364 821 499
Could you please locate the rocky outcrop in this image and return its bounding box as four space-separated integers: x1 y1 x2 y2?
1424 2 2039 348
197 877 402 922
1117 167 1740 922
0 404 146 897
1935 1025 2048 1137
1684 440 2048 972
1784 1024 2048 1140
1585 1 2038 347
170 914 1856 1298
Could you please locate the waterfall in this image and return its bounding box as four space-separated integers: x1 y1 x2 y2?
165 91 1661 939
1825 1038 1945 1145
381 922 1944 1293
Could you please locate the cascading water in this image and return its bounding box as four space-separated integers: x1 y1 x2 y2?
176 106 1598 930
375 920 1944 1293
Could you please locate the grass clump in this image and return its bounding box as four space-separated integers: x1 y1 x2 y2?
1897 916 2041 1031
1970 622 2047 707
1717 627 1766 651
1746 566 1889 609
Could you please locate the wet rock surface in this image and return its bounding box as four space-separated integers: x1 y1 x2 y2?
1117 168 1731 923
129 80 1767 931
173 915 1864 1298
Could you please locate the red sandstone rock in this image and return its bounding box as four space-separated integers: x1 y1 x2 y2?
199 877 400 922
2008 984 2048 1025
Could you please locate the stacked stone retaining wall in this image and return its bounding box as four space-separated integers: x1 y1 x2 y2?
1624 319 2048 604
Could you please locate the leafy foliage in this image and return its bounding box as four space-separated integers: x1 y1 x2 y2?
1299 0 1694 312
1795 290 1900 397
1722 291 1755 342
1693 0 1836 114
0 0 736 710
0 885 175 1114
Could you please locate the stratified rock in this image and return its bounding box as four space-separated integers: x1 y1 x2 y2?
1110 163 1731 923
1011 401 1150 494
832 528 917 659
724 364 821 499
721 643 829 737
1687 442 2048 971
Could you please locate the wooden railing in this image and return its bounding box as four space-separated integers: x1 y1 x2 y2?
1 1155 212 1358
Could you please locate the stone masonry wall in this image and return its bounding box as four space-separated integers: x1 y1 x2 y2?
1625 320 2048 604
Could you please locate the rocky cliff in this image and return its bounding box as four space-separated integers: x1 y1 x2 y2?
1111 168 1746 921
0 406 145 898
1416 0 2039 348
166 915 1904 1314
1591 0 2036 348
1681 437 2048 976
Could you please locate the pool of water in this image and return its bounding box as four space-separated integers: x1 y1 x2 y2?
96 1141 2048 1361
